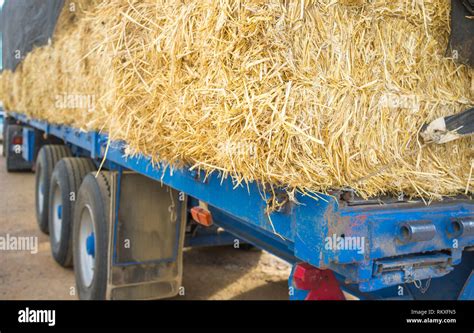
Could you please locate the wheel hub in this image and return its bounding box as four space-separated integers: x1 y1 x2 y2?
86 232 95 257
78 205 96 288
57 205 62 220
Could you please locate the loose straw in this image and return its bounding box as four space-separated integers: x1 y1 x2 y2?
0 0 472 202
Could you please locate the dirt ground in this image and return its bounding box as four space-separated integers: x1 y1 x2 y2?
0 146 291 300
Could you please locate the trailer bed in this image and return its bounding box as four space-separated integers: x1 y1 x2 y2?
6 111 474 300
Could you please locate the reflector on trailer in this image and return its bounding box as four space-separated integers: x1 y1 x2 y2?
292 263 345 301
12 136 22 145
191 207 213 227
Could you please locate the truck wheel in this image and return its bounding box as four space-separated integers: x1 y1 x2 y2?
49 158 97 267
35 145 71 234
5 124 32 172
73 172 111 300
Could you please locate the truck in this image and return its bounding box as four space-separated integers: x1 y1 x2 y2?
2 111 474 300
1 0 473 301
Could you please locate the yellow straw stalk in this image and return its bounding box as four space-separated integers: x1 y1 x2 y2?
0 0 472 201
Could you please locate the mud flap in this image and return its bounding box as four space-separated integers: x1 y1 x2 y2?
106 171 186 300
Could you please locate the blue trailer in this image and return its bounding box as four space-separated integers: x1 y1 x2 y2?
0 105 7 144
3 111 474 300
0 109 4 141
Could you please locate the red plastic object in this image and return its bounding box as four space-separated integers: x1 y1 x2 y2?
190 207 213 227
12 136 23 145
293 263 345 300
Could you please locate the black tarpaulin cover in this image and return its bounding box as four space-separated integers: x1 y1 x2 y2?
1 0 64 71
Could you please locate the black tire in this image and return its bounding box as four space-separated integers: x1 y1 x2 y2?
73 172 111 300
5 124 32 172
35 145 71 234
48 158 97 267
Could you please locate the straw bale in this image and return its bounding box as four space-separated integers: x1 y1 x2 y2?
1 0 473 202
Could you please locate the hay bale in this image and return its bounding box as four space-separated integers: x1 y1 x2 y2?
1 0 473 202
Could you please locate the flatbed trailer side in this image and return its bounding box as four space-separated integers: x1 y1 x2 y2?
0 110 4 142
4 112 474 300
